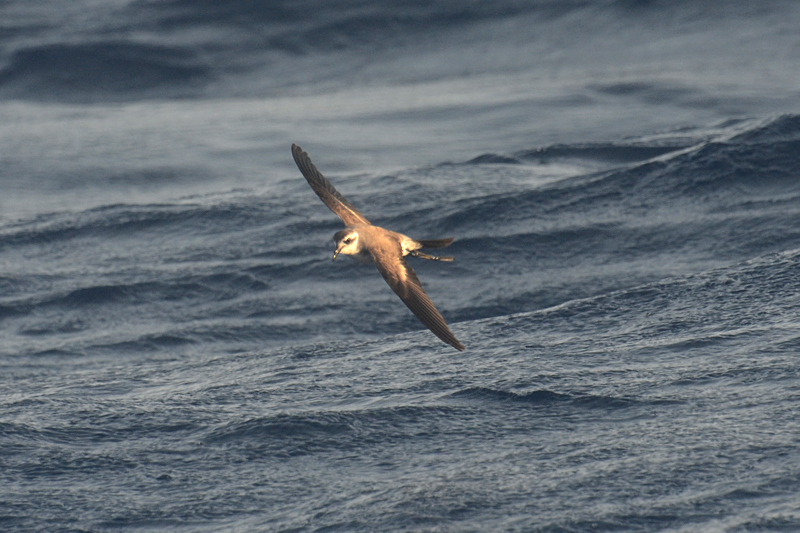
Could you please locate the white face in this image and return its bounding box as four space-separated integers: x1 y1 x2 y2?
335 231 360 256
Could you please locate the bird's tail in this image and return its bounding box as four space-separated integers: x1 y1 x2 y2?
416 237 454 249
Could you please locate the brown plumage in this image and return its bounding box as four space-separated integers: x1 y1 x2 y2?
292 143 465 351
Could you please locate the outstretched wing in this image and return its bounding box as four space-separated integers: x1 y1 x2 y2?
372 243 465 351
292 144 370 227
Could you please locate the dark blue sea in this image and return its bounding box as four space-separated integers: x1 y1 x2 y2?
2 1 800 531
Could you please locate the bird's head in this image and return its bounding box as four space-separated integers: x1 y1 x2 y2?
333 228 361 260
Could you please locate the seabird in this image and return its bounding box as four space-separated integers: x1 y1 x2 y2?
292 144 465 351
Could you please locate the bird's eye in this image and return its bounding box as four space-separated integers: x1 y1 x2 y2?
344 238 353 244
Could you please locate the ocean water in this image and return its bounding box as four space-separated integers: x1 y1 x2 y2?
2 1 800 531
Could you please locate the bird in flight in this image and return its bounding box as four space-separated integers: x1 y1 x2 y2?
292 144 465 351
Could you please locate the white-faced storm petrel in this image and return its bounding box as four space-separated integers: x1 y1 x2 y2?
291 144 465 351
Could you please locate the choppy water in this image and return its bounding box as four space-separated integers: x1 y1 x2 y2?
2 1 800 531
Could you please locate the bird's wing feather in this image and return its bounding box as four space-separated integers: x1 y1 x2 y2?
372 244 465 351
292 144 370 226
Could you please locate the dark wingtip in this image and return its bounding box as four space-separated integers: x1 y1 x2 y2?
441 331 465 351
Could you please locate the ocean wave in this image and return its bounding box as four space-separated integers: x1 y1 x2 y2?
516 143 688 165
203 404 457 456
2 116 799 352
129 0 558 49
463 153 523 165
440 115 800 230
606 117 800 195
97 334 198 354
449 386 665 410
0 41 210 101
729 114 800 144
0 198 286 251
14 275 264 311
507 248 800 352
